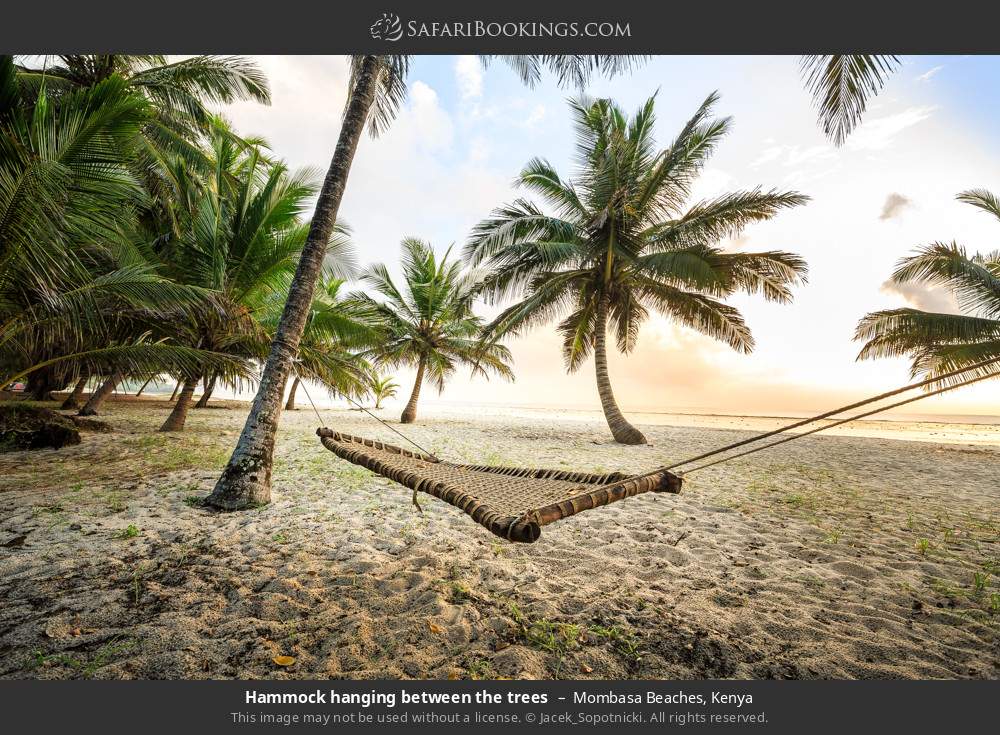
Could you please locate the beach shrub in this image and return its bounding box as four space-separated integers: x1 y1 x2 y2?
0 403 81 452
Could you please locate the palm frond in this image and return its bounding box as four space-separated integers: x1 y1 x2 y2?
799 55 900 146
957 188 1000 223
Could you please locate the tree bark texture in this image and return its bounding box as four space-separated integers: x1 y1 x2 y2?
400 357 425 424
78 372 121 416
594 297 647 445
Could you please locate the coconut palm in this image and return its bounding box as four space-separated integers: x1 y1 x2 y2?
211 54 645 509
278 274 378 411
368 375 398 410
14 55 268 144
467 93 809 444
855 190 1000 382
356 238 514 424
799 55 901 145
0 56 236 404
152 122 344 432
14 54 272 248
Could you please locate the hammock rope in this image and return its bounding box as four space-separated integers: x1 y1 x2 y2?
293 363 439 460
679 370 996 474
663 356 1000 474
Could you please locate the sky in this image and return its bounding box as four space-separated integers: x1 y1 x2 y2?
222 55 1000 417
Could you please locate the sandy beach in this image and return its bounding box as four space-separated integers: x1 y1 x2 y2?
1 398 998 680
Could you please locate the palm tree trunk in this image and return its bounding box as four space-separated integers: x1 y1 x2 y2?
195 374 216 408
160 379 197 432
594 297 646 445
26 370 57 401
400 357 425 424
285 376 300 411
207 56 382 511
135 377 153 397
60 377 88 411
78 372 121 416
168 381 180 401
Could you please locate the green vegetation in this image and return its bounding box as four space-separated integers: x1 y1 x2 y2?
30 635 137 678
1 53 376 431
507 601 642 674
367 374 399 410
115 524 141 540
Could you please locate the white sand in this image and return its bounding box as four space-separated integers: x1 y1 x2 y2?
1 399 998 679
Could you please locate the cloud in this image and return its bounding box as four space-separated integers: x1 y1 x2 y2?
847 107 935 151
916 65 944 82
879 193 912 221
750 143 834 169
880 280 960 313
220 56 350 173
523 104 546 130
689 168 737 200
454 56 483 100
406 81 454 151
339 79 513 271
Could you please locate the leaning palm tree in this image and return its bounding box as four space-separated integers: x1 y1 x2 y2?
210 54 645 509
467 93 809 444
855 190 1000 382
356 238 514 424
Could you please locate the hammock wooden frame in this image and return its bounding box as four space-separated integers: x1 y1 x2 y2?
317 427 682 542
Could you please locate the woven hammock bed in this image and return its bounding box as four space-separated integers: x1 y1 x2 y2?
317 427 682 542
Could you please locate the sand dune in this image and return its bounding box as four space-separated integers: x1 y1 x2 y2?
1 400 998 679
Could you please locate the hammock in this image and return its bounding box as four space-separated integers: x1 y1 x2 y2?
311 358 998 544
317 428 681 542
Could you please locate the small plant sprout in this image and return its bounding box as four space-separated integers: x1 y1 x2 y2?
972 572 989 594
989 593 1000 615
115 524 141 539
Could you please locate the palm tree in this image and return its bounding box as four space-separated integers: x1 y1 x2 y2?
210 55 645 509
0 57 233 405
14 55 268 141
277 273 377 411
467 93 808 444
369 375 398 410
152 122 340 432
356 238 514 424
855 190 1000 382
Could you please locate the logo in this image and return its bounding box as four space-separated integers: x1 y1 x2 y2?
370 12 403 41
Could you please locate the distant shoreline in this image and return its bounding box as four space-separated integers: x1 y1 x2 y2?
7 390 997 446
10 388 1000 429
